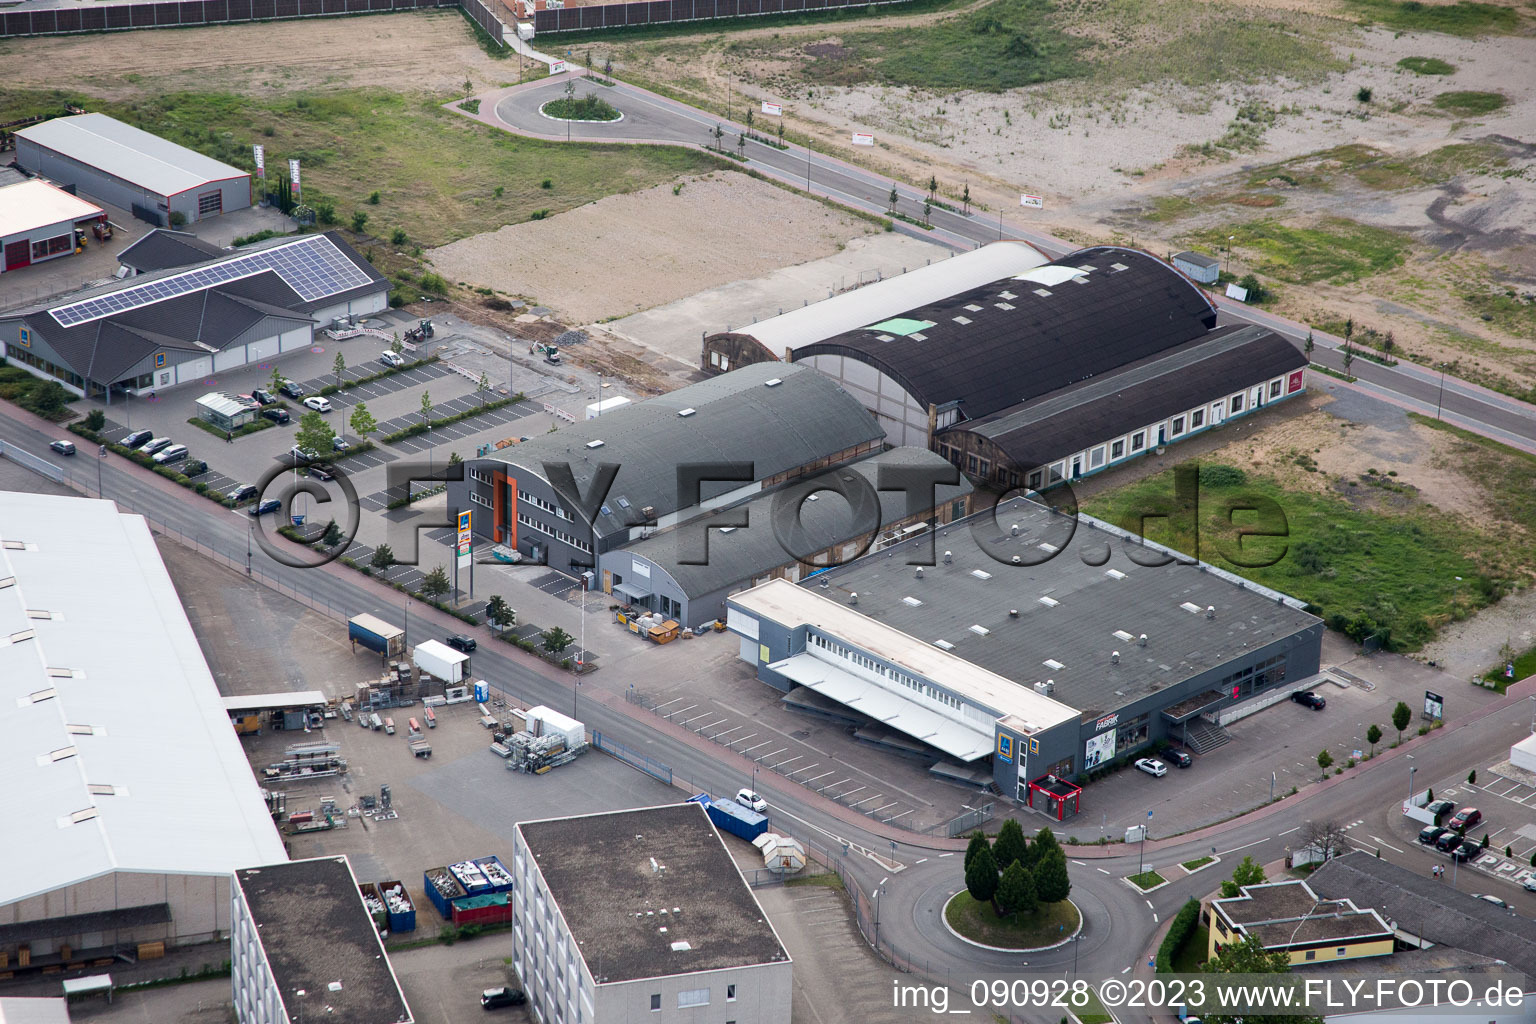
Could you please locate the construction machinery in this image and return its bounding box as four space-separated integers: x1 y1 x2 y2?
404 318 434 343
530 340 560 364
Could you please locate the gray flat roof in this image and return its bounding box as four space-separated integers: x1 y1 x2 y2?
804 495 1319 720
1213 880 1392 949
234 856 413 1024
17 113 248 198
518 804 790 984
482 362 882 540
619 446 972 597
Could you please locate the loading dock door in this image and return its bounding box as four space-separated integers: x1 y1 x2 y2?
4 240 31 271
197 190 223 217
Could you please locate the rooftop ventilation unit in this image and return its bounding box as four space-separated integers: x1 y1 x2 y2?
1207 606 1217 619
1038 596 1058 607
969 624 990 636
1138 633 1149 646
1012 555 1022 565
678 408 696 417
902 596 923 607
970 569 992 580
1043 659 1064 670
1180 602 1204 615
848 592 858 605
914 567 924 579
1009 609 1019 618
671 941 692 952
1010 524 1019 536
1111 651 1120 664
943 551 953 564
585 440 605 449
1106 569 1126 580
953 316 972 325
933 639 955 650
1113 630 1135 642
1033 289 1052 298
994 302 1016 311
764 378 783 387
964 304 983 313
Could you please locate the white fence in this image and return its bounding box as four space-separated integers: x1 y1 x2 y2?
0 440 66 484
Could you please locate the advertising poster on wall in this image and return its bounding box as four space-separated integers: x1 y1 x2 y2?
1085 729 1116 769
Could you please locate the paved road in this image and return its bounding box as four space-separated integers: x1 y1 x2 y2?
473 75 1536 457
6 399 1535 1014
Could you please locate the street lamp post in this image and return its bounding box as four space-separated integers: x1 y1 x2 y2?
874 887 881 950
97 444 106 500
1270 771 1276 803
1072 932 1081 980
247 522 253 576
1408 765 1417 805
1226 235 1235 273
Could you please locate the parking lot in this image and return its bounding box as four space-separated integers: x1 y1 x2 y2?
1408 748 1536 892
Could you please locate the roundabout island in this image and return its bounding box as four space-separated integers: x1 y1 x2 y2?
539 94 623 123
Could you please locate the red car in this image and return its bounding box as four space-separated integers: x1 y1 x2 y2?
1449 807 1482 832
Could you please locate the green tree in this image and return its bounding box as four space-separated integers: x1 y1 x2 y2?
349 402 378 438
1392 701 1411 743
1468 769 1477 785
964 830 989 872
1480 832 1490 849
993 819 1027 872
333 351 347 390
477 371 492 406
390 332 404 355
391 227 408 245
997 861 1035 917
1201 937 1319 1024
713 123 724 150
315 201 336 225
927 174 938 201
888 183 899 214
965 844 998 907
746 107 754 132
962 182 971 214
1029 826 1062 871
541 625 574 654
85 408 106 432
737 132 746 158
27 381 68 415
270 364 287 398
1220 855 1267 898
1344 317 1354 344
1033 847 1071 904
351 210 369 233
294 410 336 460
1342 343 1354 375
486 595 516 633
420 566 450 600
1366 724 1382 756
370 544 395 571
1304 330 1315 361
923 198 932 225
1316 749 1334 780
420 389 433 426
1382 330 1395 356
448 451 463 466
322 519 344 547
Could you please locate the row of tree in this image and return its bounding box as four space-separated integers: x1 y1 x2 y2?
963 821 1071 917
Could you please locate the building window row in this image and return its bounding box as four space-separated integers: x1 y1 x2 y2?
469 467 492 484
807 631 964 710
520 492 572 521
5 347 84 389
470 492 493 509
517 512 592 553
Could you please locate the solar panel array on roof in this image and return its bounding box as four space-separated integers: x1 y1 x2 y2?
50 235 372 327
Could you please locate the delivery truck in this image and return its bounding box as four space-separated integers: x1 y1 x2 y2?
349 614 405 658
413 639 468 685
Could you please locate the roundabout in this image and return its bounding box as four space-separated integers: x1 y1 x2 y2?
943 892 1083 952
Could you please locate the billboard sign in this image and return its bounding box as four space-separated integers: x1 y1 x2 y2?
288 158 301 201
550 59 568 75
851 132 875 146
996 733 1013 764
253 145 265 179
457 510 473 555
1085 729 1116 769
1020 194 1043 209
762 101 782 116
1424 690 1444 719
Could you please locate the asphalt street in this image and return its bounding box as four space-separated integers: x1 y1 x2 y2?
478 75 1536 458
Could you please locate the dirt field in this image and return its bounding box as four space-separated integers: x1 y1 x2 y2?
424 171 880 322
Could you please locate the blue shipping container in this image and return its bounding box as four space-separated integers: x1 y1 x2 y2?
449 859 492 895
422 867 466 920
706 798 767 842
379 880 417 933
475 856 515 894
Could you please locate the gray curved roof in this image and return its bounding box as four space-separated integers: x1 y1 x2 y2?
792 246 1218 422
487 362 883 539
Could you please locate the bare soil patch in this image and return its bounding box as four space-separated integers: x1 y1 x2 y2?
424 171 877 323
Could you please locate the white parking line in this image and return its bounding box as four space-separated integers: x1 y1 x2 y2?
758 747 788 763
1219 839 1269 855
881 810 912 823
740 741 771 754
714 725 744 739
698 717 729 731
804 771 835 784
1145 900 1154 910
915 858 929 864
1279 827 1300 837
1154 913 1160 923
871 801 899 814
1368 836 1404 853
667 703 697 720
774 755 802 770
840 785 865 798
788 763 819 777
729 733 757 748
1121 967 1132 975
1097 868 1110 875
939 853 954 858
1072 860 1087 866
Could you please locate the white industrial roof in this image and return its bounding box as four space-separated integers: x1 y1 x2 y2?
729 578 1077 735
0 997 73 1024
734 241 1048 353
0 492 285 908
222 690 329 712
16 114 249 199
196 392 249 418
0 179 102 239
412 639 468 666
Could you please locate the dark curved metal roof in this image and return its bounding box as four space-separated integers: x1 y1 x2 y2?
790 246 1217 422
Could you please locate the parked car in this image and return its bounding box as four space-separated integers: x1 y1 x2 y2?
1165 749 1193 768
1425 800 1456 819
49 439 76 456
1450 843 1476 862
248 498 282 516
380 350 406 368
120 429 153 449
1290 690 1326 710
290 445 319 463
1471 894 1509 909
309 463 336 481
227 484 258 503
1135 758 1168 777
1418 826 1448 846
138 436 172 455
303 396 332 413
233 393 261 408
1434 832 1464 853
481 988 525 1010
736 788 767 812
332 436 351 451
261 407 290 425
183 460 208 477
445 634 477 653
250 388 276 405
1450 808 1483 832
278 380 305 399
1523 877 1536 893
153 444 189 464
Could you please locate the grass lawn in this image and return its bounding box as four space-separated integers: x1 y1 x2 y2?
1127 871 1166 891
542 95 621 121
1397 56 1456 75
1433 91 1508 115
1181 857 1214 872
1073 986 1114 1024
0 88 718 249
945 892 1080 949
1188 218 1408 285
1345 0 1520 36
1171 925 1209 973
1082 455 1534 651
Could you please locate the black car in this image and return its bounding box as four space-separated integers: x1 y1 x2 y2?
1291 690 1326 710
309 463 336 481
183 459 208 477
251 388 276 405
1434 831 1464 853
261 407 291 424
227 484 259 503
446 634 477 653
248 498 282 516
1449 843 1475 862
1418 825 1448 846
121 429 153 449
1425 800 1455 819
481 988 525 1009
1165 749 1193 768
278 380 305 399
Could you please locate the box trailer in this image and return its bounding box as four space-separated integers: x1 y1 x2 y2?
451 892 511 927
378 880 417 933
423 867 467 919
705 798 768 842
413 639 469 684
475 856 514 893
349 614 404 657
